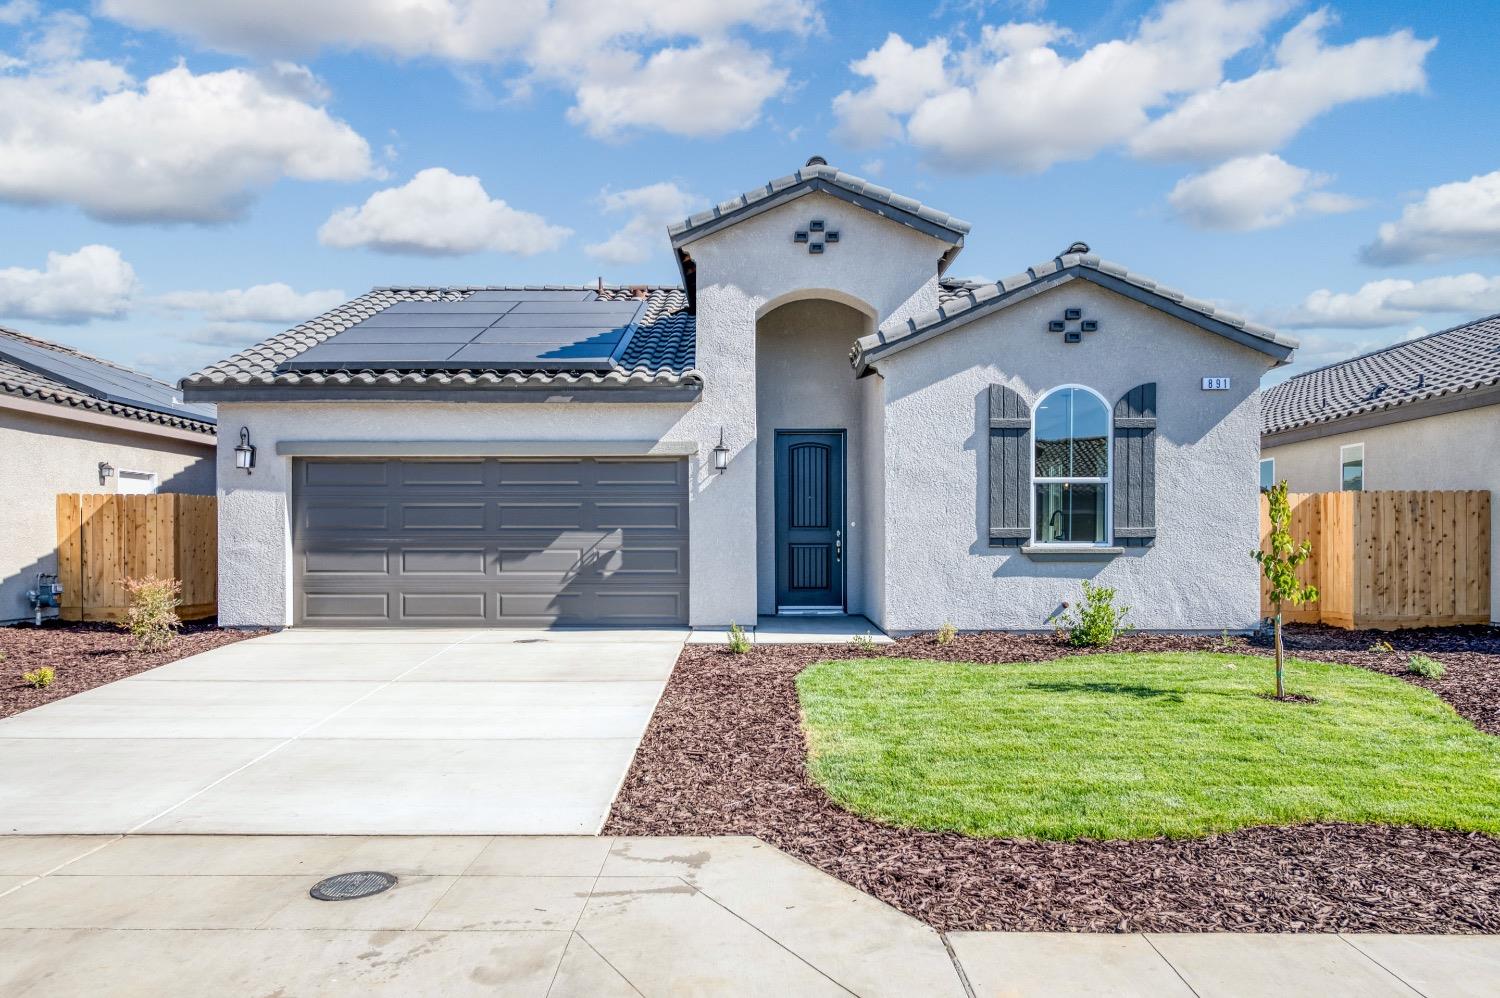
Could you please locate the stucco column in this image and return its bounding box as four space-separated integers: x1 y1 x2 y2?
688 283 761 627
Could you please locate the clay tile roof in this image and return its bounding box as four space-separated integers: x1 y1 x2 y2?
182 286 698 395
0 326 216 435
1261 312 1500 435
853 251 1297 374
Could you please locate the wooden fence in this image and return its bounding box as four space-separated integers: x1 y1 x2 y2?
55 493 217 622
1259 490 1490 630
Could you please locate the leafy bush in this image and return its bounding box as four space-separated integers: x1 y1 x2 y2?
726 621 751 655
1057 581 1132 647
123 576 182 652
936 621 958 646
1407 655 1445 680
21 666 54 689
851 632 878 654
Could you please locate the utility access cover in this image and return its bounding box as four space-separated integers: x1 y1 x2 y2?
309 871 398 901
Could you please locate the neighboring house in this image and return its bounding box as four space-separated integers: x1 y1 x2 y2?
184 159 1296 632
0 327 217 624
1261 313 1500 624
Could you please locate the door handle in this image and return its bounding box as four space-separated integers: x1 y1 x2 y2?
835 530 842 562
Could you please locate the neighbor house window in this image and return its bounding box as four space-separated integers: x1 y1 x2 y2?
1033 386 1110 544
1339 444 1364 492
116 470 158 495
1260 458 1275 492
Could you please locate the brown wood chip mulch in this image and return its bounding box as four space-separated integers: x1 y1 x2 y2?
1 620 261 719
604 626 1500 933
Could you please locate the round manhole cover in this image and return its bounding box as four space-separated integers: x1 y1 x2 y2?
310 871 397 901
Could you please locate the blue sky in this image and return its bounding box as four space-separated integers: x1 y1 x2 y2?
1 0 1496 385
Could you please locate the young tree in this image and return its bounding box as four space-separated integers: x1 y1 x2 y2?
1252 481 1319 698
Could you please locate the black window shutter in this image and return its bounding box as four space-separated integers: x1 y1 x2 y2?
1113 383 1157 546
988 384 1031 546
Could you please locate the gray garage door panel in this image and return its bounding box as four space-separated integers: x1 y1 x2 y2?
293 457 689 627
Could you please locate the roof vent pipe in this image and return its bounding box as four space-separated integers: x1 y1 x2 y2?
805 155 828 167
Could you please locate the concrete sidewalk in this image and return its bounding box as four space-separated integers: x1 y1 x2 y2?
0 628 685 836
0 834 1493 997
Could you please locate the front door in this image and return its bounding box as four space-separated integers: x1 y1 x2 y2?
775 431 846 612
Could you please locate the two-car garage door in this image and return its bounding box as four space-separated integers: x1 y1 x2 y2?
292 457 689 627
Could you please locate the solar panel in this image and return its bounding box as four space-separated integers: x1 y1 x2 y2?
0 337 215 424
280 294 647 373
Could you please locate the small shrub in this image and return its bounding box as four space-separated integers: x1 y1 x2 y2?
1218 629 1235 650
726 621 752 654
851 632 878 654
122 576 182 652
936 621 958 646
1407 654 1445 680
21 666 55 689
1369 639 1395 653
1057 581 1132 647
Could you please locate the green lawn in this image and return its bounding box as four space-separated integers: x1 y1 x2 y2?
796 652 1500 841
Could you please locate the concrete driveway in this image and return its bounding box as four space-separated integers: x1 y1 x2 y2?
0 628 685 835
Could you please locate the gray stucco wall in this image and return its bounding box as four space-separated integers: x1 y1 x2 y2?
0 405 215 623
1262 403 1500 623
873 280 1276 633
754 298 873 615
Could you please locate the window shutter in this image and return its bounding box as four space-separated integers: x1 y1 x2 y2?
1113 383 1157 545
988 384 1031 546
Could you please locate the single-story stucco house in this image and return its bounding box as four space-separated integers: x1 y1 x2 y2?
1261 313 1500 624
1 326 217 624
183 159 1298 632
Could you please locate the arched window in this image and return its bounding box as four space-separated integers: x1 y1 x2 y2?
1032 386 1111 545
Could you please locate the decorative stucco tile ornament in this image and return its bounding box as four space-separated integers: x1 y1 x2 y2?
1047 308 1099 344
795 219 839 254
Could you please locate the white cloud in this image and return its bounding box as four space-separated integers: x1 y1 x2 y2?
585 182 699 265
0 245 138 323
99 0 818 140
319 167 571 256
0 52 376 223
98 0 547 61
832 0 1435 173
0 2 38 26
833 34 950 147
1131 10 1434 161
564 39 788 140
1279 273 1500 328
156 283 346 322
1361 170 1500 266
1167 154 1359 230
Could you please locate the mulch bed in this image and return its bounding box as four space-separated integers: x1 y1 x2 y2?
0 620 261 719
605 626 1500 933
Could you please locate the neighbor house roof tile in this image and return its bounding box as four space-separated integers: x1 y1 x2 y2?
0 326 216 435
1261 313 1500 435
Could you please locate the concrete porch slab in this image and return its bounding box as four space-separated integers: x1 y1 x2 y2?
688 614 894 645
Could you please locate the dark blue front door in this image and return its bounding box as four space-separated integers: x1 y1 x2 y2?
775 431 845 611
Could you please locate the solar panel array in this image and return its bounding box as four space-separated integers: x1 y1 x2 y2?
0 336 216 424
282 292 648 372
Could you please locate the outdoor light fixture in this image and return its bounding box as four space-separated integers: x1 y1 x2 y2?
712 429 729 474
97 461 114 486
234 427 257 474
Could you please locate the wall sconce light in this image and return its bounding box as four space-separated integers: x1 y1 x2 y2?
234 427 257 474
97 461 114 486
711 428 729 474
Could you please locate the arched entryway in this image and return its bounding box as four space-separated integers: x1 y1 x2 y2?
754 294 877 617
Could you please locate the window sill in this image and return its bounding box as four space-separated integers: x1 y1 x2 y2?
1020 545 1125 561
